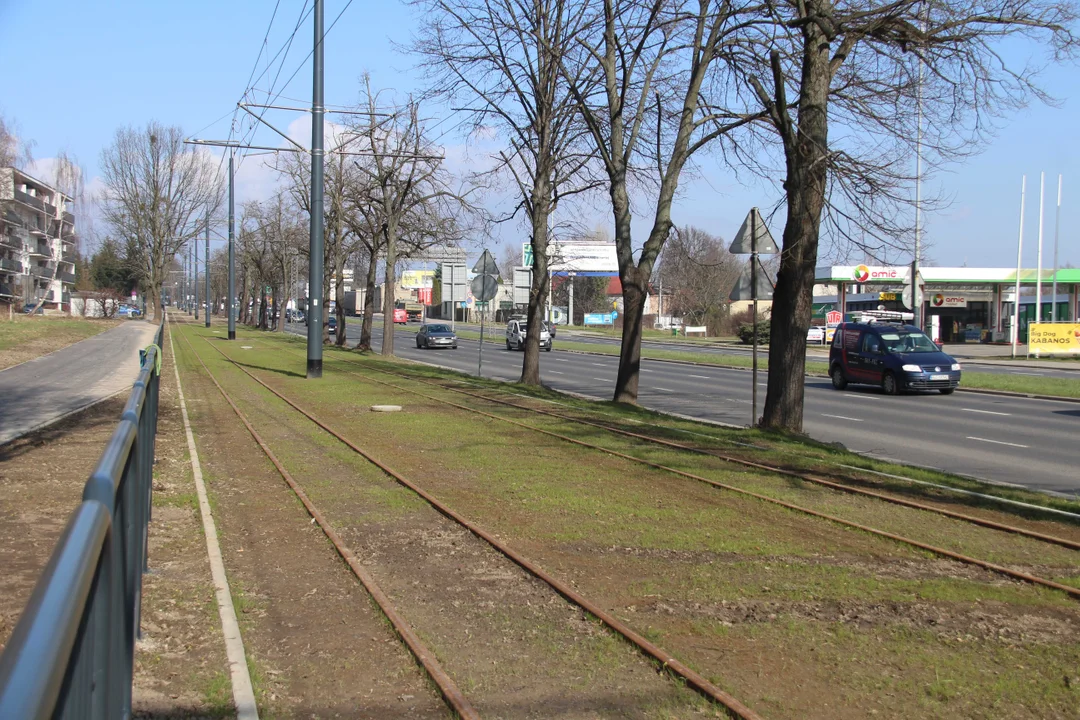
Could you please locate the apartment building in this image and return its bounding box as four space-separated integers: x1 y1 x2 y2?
0 167 77 311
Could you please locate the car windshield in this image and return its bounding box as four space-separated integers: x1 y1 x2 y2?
879 330 938 353
427 324 450 333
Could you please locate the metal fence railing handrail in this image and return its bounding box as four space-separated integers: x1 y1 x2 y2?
0 319 165 720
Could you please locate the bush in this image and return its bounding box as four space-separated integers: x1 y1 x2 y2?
736 317 771 344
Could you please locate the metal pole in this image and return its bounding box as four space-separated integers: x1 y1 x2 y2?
1012 176 1026 358
228 153 236 340
478 304 485 377
194 226 199 320
306 0 325 378
1036 171 1045 332
205 210 211 328
751 207 758 428
1052 174 1062 322
188 241 193 316
913 6 924 332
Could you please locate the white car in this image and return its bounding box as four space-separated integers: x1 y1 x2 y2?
506 318 552 351
806 326 826 345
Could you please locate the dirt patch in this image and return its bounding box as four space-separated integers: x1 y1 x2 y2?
0 394 128 648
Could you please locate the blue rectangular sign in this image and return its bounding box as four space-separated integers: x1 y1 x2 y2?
584 313 614 325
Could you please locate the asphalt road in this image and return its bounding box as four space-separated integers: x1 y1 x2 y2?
289 320 1078 496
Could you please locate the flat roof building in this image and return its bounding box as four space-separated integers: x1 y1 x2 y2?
0 167 77 311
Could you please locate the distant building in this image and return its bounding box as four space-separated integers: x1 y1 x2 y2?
0 167 77 311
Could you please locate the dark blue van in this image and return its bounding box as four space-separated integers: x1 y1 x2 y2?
829 320 961 395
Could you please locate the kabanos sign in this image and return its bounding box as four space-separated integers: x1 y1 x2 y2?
851 265 905 282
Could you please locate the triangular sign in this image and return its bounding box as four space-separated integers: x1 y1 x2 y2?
728 208 778 255
472 249 500 276
728 259 775 301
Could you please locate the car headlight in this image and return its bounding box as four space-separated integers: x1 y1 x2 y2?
952 363 961 371
901 364 922 372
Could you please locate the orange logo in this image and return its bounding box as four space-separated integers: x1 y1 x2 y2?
932 294 945 307
853 265 870 282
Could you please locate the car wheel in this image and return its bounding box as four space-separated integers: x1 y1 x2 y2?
830 366 847 390
452 344 458 350
544 345 552 352
939 388 955 395
882 371 899 396
506 339 512 350
416 338 421 348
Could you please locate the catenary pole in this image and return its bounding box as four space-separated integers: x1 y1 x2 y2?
205 209 211 328
194 224 199 320
306 0 325 378
913 23 924 331
1036 172 1045 331
228 152 236 340
1052 174 1062 322
1012 176 1026 358
751 207 759 428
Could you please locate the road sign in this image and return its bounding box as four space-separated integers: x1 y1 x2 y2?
728 208 779 254
728 259 775 301
472 249 499 276
523 243 534 266
465 295 475 308
470 274 498 302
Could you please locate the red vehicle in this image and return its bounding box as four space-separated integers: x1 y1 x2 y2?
393 308 408 324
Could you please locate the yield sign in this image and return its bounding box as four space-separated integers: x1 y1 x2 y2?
728 207 779 255
728 258 775 301
472 249 499 276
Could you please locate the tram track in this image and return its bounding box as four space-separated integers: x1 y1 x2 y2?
298 352 1080 602
175 324 764 720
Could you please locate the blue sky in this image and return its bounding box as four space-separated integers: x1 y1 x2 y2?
1 0 1076 271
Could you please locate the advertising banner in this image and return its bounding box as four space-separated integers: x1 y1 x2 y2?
1028 323 1080 356
584 313 614 325
401 270 434 289
930 293 968 308
549 243 619 273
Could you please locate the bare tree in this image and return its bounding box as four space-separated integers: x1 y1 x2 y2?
657 225 743 332
349 79 471 357
559 0 766 403
0 114 34 169
413 0 598 383
739 0 1077 431
99 122 224 319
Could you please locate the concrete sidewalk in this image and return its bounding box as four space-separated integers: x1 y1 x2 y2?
0 320 161 445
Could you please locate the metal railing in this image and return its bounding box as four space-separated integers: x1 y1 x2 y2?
0 321 164 720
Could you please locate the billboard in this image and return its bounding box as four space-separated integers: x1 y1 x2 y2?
401 270 434 289
1028 323 1080 356
584 313 615 325
549 243 618 273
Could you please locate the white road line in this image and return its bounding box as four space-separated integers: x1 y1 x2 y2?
591 362 608 367
654 387 675 392
168 323 260 720
962 408 1012 416
967 436 1029 448
640 368 654 373
821 413 864 422
727 397 750 404
689 374 711 380
548 370 564 375
593 377 608 382
1010 371 1045 376
554 358 569 362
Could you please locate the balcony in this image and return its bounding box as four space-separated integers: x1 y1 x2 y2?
14 190 45 212
44 201 58 217
61 252 77 265
0 236 23 251
0 283 14 298
0 257 23 274
59 272 76 284
30 264 56 280
62 211 75 225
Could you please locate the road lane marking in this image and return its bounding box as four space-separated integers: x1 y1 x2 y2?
654 387 675 392
591 362 608 367
554 358 569 362
821 413 864 422
966 436 1029 448
962 408 1011 416
1010 371 1045 376
548 370 564 375
689 374 711 380
640 368 654 373
726 398 750 404
593 377 608 382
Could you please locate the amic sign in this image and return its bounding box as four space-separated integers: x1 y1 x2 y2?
931 293 967 308
849 265 910 283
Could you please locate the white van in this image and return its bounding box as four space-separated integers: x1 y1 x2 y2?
505 318 552 351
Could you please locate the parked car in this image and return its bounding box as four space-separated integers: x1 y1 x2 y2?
21 303 43 315
829 315 960 395
117 304 141 318
806 326 825 345
506 317 551 351
416 323 458 350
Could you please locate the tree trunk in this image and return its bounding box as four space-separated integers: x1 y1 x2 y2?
614 270 647 403
760 19 831 433
359 243 378 350
519 184 550 385
334 255 347 347
381 224 397 357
